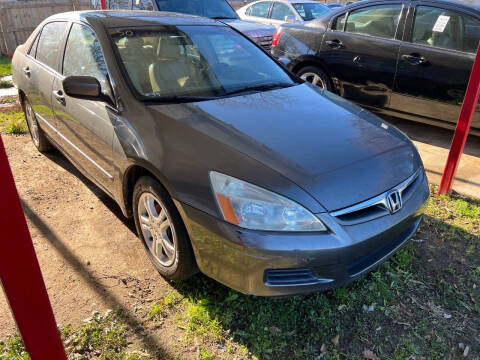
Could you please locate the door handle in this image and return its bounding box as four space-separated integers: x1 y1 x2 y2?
402 53 428 65
23 67 31 78
326 39 344 49
53 90 66 106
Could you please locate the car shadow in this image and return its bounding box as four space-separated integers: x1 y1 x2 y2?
20 199 175 360
42 149 137 235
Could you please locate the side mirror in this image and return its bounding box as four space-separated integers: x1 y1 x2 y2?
284 15 296 23
62 76 106 102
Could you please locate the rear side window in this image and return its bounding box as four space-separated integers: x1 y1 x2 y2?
270 2 294 21
36 22 68 69
249 2 272 18
63 24 109 90
412 6 480 54
345 4 402 39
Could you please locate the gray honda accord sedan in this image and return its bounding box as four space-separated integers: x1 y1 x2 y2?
12 11 429 296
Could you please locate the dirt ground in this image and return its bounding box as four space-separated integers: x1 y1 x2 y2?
0 133 172 344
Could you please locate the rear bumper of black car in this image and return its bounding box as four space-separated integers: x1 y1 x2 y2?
174 172 429 296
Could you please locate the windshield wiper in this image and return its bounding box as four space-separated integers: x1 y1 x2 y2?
142 95 217 103
223 83 294 96
212 16 237 19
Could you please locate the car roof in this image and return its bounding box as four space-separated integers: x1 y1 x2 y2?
45 10 223 28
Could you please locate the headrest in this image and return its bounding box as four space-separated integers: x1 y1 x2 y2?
156 35 185 59
125 37 145 51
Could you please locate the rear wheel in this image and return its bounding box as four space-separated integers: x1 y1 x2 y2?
23 97 51 152
297 66 332 91
133 176 197 281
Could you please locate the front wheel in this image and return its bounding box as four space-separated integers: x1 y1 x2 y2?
133 176 197 281
297 66 332 91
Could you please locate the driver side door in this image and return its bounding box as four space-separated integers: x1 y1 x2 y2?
52 22 115 193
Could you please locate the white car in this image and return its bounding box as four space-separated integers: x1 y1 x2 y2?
237 0 331 27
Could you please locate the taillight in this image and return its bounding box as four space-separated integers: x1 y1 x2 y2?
272 28 282 47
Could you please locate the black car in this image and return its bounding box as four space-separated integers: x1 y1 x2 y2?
271 0 480 135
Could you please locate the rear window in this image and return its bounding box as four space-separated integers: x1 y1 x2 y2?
155 0 238 19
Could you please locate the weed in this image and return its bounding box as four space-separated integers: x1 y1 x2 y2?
199 348 215 360
0 111 27 134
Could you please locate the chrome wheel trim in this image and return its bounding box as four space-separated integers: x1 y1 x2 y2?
138 192 177 267
25 103 40 147
300 72 327 89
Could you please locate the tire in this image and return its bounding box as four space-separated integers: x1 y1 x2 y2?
23 97 52 152
297 66 332 91
133 176 197 281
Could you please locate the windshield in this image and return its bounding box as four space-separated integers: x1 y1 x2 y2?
110 25 295 100
293 3 331 21
155 0 238 19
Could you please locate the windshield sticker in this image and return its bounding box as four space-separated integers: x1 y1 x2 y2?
432 15 450 32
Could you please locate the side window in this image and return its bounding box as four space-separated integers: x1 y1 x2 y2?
270 2 294 21
28 32 40 57
250 2 272 18
332 12 347 30
412 6 480 53
132 0 154 10
345 4 402 39
36 22 68 69
63 24 108 90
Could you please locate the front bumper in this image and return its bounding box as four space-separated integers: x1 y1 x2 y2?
174 173 429 296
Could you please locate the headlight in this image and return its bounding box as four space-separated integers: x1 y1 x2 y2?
209 172 327 232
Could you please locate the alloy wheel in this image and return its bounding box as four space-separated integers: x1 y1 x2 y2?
137 192 177 267
300 72 327 89
25 102 40 147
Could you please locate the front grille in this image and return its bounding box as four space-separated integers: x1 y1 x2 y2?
254 35 273 51
331 169 423 226
264 268 332 287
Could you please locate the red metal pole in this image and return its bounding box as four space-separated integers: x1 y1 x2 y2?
0 136 67 360
437 42 480 195
100 0 106 10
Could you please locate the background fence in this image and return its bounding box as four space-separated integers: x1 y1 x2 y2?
0 0 92 55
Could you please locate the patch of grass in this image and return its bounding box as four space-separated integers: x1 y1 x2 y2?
0 80 13 88
0 111 27 134
149 291 182 320
0 56 12 77
199 348 215 360
1 311 152 360
1 95 17 104
183 298 223 340
0 334 29 359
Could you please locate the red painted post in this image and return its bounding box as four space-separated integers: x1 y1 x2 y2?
100 0 107 9
0 136 67 360
437 42 480 195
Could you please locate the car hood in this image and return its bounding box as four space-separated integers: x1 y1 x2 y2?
220 19 276 36
153 84 421 212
